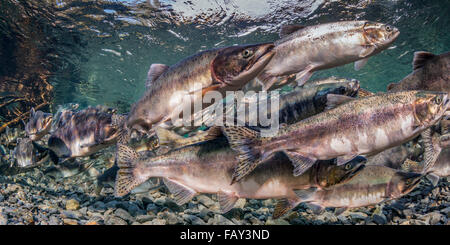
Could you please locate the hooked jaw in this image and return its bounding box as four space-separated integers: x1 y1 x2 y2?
213 43 275 88
363 22 400 48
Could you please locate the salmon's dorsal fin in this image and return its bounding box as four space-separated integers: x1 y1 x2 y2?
146 63 169 89
412 51 436 71
279 24 306 38
221 126 263 184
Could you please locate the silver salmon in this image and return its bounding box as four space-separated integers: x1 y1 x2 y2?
293 165 422 212
114 139 365 218
256 21 399 90
155 78 360 150
222 90 449 183
48 106 122 162
125 43 275 137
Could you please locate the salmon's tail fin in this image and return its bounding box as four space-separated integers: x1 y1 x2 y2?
114 144 144 197
221 126 264 184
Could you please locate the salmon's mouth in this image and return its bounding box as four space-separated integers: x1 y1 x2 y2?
344 163 366 182
402 177 422 194
211 43 275 87
244 43 275 72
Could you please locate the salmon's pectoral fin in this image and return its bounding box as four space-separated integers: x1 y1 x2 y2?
426 173 440 187
257 71 281 91
221 126 263 184
354 58 369 71
157 126 222 149
359 45 376 58
163 178 197 206
336 154 359 166
308 203 325 215
325 94 355 111
294 187 317 200
217 190 239 214
156 127 184 148
273 197 301 219
334 207 348 216
283 151 317 176
421 128 442 173
201 84 222 96
114 144 143 197
294 64 315 87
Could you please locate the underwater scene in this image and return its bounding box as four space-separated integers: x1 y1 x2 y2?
0 0 449 226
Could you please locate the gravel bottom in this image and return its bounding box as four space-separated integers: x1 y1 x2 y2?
0 152 449 225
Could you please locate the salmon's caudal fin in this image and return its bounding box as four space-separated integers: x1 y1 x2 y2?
221 126 263 184
114 144 143 197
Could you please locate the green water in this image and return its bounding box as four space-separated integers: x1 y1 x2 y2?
1 0 449 113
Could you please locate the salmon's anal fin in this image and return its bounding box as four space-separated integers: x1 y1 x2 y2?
163 178 197 206
426 173 440 187
217 190 239 214
284 151 317 176
221 126 263 184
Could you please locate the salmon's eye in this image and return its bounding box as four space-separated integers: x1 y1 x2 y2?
435 96 442 104
345 163 352 170
242 49 253 58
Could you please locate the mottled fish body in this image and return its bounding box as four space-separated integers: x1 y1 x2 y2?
114 139 365 215
48 106 121 160
254 78 360 125
25 108 53 141
126 43 274 135
13 138 36 168
222 90 449 182
366 143 420 169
